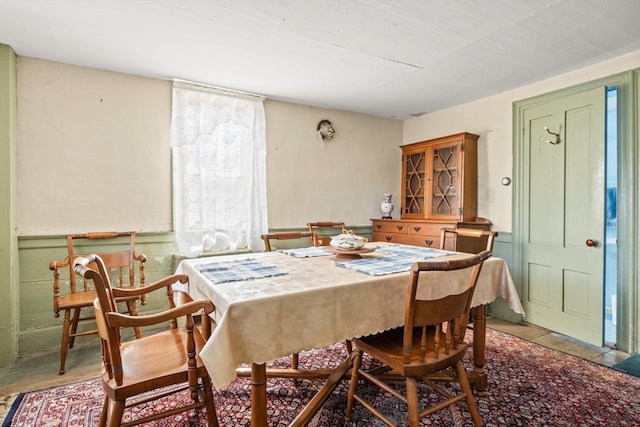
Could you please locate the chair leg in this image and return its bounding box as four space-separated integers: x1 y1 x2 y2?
455 361 483 427
406 376 420 427
59 309 73 375
108 400 125 427
202 375 220 427
345 339 353 353
344 349 362 422
99 395 109 427
68 307 81 348
292 353 300 386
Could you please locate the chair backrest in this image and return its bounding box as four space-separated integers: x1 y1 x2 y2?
439 227 498 254
74 254 123 382
261 231 318 251
93 297 115 379
307 222 346 246
65 231 145 291
403 250 491 364
51 231 146 315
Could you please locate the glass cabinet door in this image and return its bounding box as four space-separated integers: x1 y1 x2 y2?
403 151 425 216
429 142 461 218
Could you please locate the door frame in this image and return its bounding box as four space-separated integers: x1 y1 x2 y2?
512 70 638 353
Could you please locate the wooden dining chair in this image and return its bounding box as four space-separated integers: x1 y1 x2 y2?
261 231 319 379
50 231 146 375
440 227 497 328
345 250 492 427
74 254 219 427
306 222 346 246
439 227 498 253
261 231 318 251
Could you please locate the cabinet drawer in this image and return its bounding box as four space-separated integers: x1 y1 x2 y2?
371 221 408 234
406 222 443 236
372 232 441 248
372 231 400 243
403 234 440 248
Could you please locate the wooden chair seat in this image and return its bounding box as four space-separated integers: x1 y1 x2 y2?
353 326 469 378
57 289 97 309
59 285 140 308
107 327 208 396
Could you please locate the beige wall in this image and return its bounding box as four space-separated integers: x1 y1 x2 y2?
265 100 402 228
17 58 173 235
16 58 403 236
16 51 640 236
14 52 640 235
403 50 640 232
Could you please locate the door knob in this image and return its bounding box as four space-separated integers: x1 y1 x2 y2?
585 239 598 247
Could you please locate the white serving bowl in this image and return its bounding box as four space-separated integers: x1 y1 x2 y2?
329 231 366 250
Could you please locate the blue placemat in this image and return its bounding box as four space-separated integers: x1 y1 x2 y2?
335 246 453 275
278 246 331 258
196 258 287 284
376 245 454 258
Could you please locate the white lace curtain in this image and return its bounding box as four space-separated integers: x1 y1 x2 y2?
171 82 267 257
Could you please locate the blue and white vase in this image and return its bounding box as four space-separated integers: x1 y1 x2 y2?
380 194 394 219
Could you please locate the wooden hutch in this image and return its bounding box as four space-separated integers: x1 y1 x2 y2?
372 132 490 250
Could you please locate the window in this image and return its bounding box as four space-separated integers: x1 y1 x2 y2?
171 82 267 257
604 86 617 345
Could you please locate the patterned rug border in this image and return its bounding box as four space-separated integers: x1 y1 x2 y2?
0 393 23 427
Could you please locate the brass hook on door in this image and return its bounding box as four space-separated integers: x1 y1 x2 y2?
544 126 561 145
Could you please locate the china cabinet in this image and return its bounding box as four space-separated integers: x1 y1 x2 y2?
401 132 478 220
372 132 489 249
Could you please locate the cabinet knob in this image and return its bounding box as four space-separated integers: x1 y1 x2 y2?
385 236 392 242
396 225 404 231
376 224 382 230
425 239 433 247
413 226 421 232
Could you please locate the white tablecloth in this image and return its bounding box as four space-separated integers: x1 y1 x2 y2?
175 243 524 389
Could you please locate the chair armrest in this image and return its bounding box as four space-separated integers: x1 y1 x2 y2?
50 256 71 316
105 299 214 328
133 251 147 263
49 256 71 272
111 274 188 298
132 251 147 304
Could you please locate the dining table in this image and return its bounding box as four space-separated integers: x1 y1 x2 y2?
174 242 525 426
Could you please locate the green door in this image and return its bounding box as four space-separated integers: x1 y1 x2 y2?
522 87 605 346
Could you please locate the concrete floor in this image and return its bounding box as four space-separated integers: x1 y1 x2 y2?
486 317 629 367
0 318 631 398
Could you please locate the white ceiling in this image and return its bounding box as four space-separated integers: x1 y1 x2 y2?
1 0 639 120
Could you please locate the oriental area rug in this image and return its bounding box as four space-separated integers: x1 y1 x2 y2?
2 329 639 426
